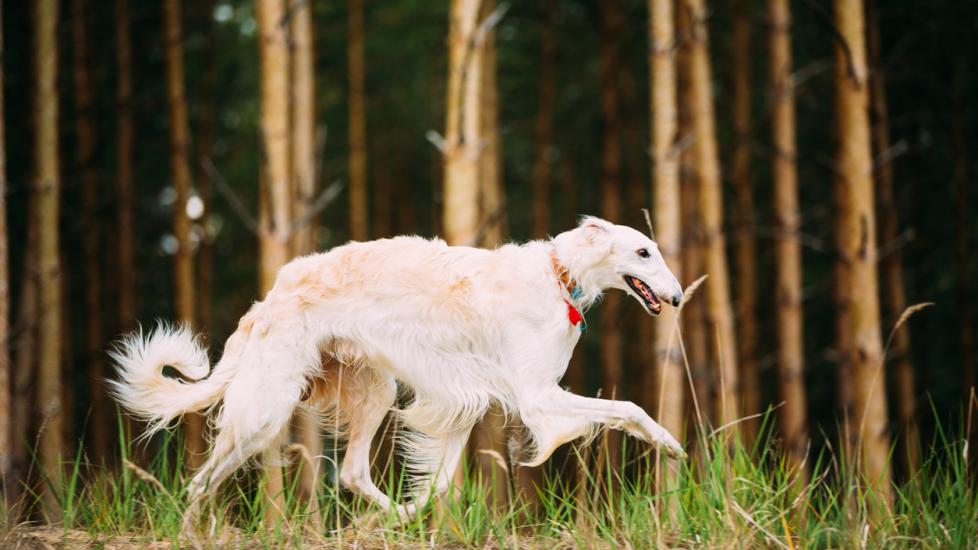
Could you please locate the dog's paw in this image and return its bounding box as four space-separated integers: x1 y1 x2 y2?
644 422 686 459
657 432 686 460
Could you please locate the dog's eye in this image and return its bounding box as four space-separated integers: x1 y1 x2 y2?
637 248 650 259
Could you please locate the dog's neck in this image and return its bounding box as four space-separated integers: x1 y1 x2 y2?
549 233 604 310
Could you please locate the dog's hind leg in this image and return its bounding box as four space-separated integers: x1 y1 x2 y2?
338 371 397 509
182 372 306 534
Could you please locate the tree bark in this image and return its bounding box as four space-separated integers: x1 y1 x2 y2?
0 0 10 499
257 0 292 524
289 0 322 523
769 0 809 481
115 0 136 332
530 0 556 240
599 0 624 478
72 0 111 464
683 0 739 432
731 0 759 442
833 0 893 511
33 0 64 516
348 0 368 241
163 0 203 469
866 0 918 476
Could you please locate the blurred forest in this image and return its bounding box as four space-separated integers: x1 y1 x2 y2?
0 0 977 528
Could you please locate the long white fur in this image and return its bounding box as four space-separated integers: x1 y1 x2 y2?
109 216 686 524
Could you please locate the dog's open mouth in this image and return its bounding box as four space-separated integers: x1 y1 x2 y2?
624 276 662 315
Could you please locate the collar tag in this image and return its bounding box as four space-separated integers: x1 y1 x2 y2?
565 299 586 331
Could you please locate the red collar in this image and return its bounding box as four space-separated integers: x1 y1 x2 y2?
550 249 585 330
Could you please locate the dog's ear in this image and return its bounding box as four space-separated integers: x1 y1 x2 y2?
579 216 612 239
576 216 614 261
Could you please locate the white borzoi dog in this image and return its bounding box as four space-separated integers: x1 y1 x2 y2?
109 216 685 522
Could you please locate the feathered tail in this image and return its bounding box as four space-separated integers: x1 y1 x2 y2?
108 324 233 439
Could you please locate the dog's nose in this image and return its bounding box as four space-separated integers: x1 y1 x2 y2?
671 293 682 307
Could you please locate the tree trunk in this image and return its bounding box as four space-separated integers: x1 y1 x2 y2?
677 3 711 432
115 0 136 332
10 222 37 510
479 7 506 248
833 0 893 512
649 0 682 448
256 0 292 524
33 0 64 516
72 0 111 464
649 0 683 513
163 0 203 469
530 0 556 240
0 0 10 499
769 0 808 481
731 0 759 442
867 0 918 476
442 0 485 500
348 0 368 241
289 0 322 523
684 0 739 432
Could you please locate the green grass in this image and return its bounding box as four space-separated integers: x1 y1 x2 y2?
2 412 976 549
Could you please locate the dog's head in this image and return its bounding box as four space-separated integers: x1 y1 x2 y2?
555 217 683 316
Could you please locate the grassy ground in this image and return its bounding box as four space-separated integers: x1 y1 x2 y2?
2 415 976 549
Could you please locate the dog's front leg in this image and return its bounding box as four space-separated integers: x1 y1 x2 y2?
545 391 685 458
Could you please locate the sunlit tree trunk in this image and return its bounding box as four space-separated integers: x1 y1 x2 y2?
649 0 683 512
530 0 556 240
649 0 682 448
599 0 624 480
731 0 759 442
256 0 292 524
163 0 203 469
0 0 9 498
833 0 893 512
289 0 322 522
769 0 808 481
72 0 111 464
33 0 64 516
443 0 482 246
115 0 136 333
684 0 739 432
867 0 918 476
348 0 368 241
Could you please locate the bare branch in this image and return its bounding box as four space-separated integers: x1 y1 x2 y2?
288 179 345 238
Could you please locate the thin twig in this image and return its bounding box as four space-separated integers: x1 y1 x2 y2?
200 157 260 236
